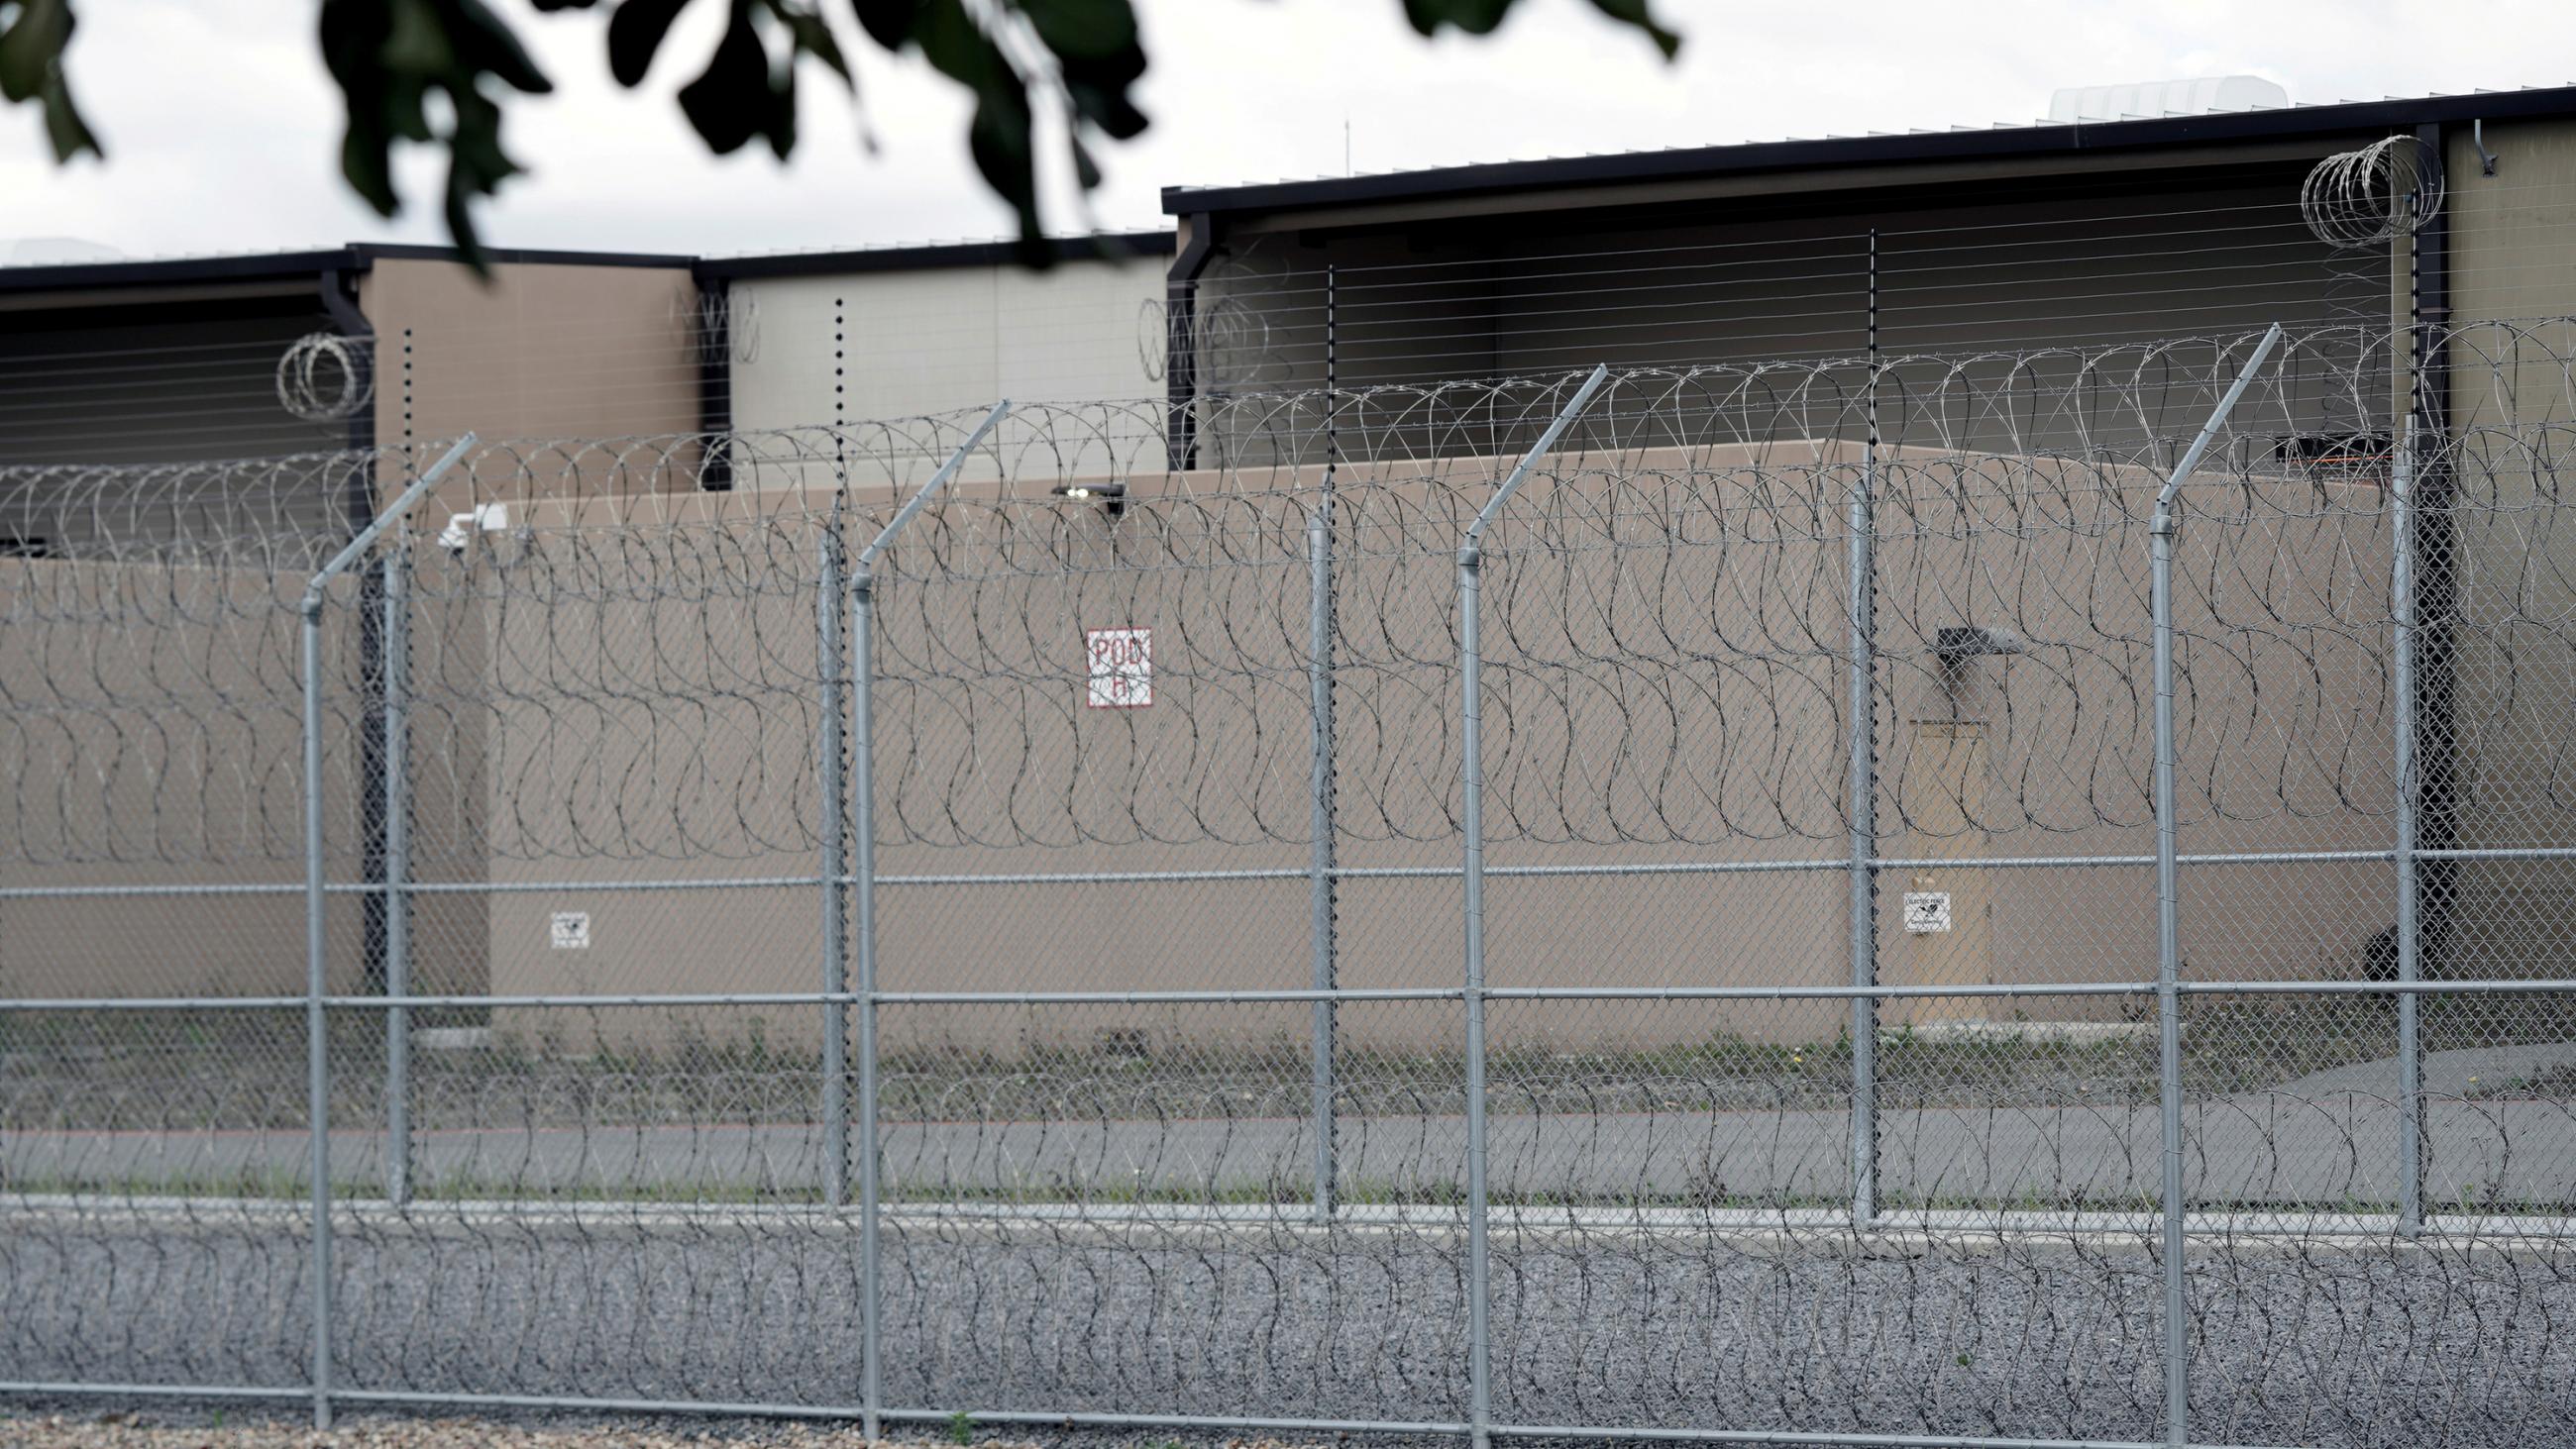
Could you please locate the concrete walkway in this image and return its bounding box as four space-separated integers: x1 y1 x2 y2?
8 1084 2575 1210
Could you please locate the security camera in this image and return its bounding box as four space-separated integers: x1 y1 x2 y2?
1935 625 2024 662
437 503 508 556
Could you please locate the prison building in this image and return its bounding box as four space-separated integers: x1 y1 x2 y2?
1 87 2574 1054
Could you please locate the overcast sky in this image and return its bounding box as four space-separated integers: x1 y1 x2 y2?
7 0 2575 262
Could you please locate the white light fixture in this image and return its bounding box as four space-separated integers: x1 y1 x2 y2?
1052 480 1127 520
437 502 509 555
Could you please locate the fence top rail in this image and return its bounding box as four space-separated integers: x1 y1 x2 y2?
11 978 2576 1011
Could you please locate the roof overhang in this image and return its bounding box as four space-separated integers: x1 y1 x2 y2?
0 241 695 309
0 248 360 303
696 230 1174 282
1160 84 2576 230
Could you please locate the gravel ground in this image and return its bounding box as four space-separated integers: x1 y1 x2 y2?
0 1413 1367 1449
0 1410 1335 1449
6 1211 2576 1448
0 1410 930 1447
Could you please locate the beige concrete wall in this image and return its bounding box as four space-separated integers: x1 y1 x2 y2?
0 438 2407 1040
727 257 1164 426
724 257 1167 496
3 241 2505 1036
357 257 708 1001
362 257 704 459
455 440 2399 1054
0 256 709 1004
0 555 372 999
2428 123 2576 980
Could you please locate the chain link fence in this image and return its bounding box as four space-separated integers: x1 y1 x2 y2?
5 323 2576 1447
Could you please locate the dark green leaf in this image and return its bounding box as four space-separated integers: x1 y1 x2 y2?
1403 0 1677 55
1016 0 1135 61
381 0 459 76
35 59 94 158
767 56 798 157
1584 0 1679 57
0 0 74 100
847 0 916 51
319 0 553 273
17 0 1688 273
676 8 771 154
0 0 99 160
762 0 850 85
607 0 692 85
447 0 554 92
910 0 1004 90
966 80 1042 249
1402 0 1512 39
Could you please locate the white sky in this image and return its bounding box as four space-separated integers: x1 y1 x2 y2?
5 0 2575 260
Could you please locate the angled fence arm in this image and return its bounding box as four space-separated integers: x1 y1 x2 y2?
300 432 477 1429
852 399 1010 1442
1457 364 1609 1449
2150 323 2283 1447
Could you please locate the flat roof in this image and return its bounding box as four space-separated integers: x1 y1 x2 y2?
0 248 359 296
0 242 695 298
1160 83 2576 218
696 230 1173 280
0 233 1175 298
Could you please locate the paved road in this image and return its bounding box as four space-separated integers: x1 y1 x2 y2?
8 1090 2575 1209
10 1048 2576 1444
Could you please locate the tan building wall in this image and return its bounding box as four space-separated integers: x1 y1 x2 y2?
2427 122 2576 983
360 257 708 1002
0 553 371 999
0 256 707 1004
728 257 1166 431
21 222 2576 1038
437 439 2401 1056
713 255 1168 508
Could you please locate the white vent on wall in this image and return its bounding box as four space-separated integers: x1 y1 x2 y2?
2048 76 2289 124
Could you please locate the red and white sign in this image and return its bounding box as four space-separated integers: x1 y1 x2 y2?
1086 628 1153 708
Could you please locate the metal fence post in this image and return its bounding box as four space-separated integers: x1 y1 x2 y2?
851 543 878 1438
299 593 334 1430
1848 228 1879 1228
1460 365 1609 1449
1308 262 1340 1226
2393 415 2422 1239
2151 328 2281 1447
852 402 1010 1441
1308 501 1338 1223
819 524 850 1209
301 434 476 1430
381 543 411 1207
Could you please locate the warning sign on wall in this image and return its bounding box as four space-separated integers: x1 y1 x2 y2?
1901 892 1952 934
1086 628 1152 708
